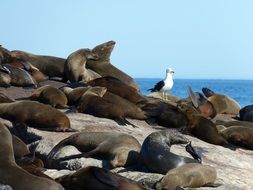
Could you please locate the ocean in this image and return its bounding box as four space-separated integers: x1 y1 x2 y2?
136 78 253 108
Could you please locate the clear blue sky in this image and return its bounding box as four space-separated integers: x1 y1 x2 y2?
2 1 253 79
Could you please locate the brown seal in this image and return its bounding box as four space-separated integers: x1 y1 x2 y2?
202 87 241 115
178 102 228 146
64 48 100 83
61 86 90 105
140 130 199 174
77 87 142 126
86 40 139 90
56 166 146 190
5 64 37 88
47 132 141 168
139 97 188 128
27 85 68 108
11 50 66 78
0 122 64 190
187 86 216 118
218 125 253 150
0 100 74 132
0 70 11 87
87 76 145 104
156 163 217 190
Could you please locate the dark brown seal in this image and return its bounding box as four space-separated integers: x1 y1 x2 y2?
11 50 66 78
156 163 217 190
178 102 228 146
64 48 100 83
238 105 253 122
76 87 143 126
56 166 146 190
0 100 74 132
139 97 188 128
27 85 68 108
86 40 139 90
47 132 141 168
87 76 145 104
0 122 64 190
140 130 199 174
219 125 253 150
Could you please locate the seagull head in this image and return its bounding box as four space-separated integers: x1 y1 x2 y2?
166 68 174 74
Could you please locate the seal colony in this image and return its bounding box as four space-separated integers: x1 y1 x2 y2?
0 42 251 190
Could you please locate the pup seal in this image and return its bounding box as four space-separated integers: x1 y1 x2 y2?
0 122 64 190
86 40 139 90
27 85 68 108
56 166 146 190
87 76 145 104
202 87 241 115
11 50 66 78
47 132 141 168
0 100 74 132
64 48 100 83
156 163 217 190
140 130 199 174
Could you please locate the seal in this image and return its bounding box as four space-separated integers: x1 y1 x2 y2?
87 76 145 104
77 87 142 126
187 86 216 118
5 64 37 88
27 85 68 108
238 105 253 122
0 70 11 87
0 100 74 132
219 125 253 150
140 130 200 174
139 97 188 128
86 40 139 90
0 121 64 190
202 87 241 115
64 48 100 83
56 166 146 190
156 163 217 190
178 102 229 146
11 50 66 78
61 86 90 105
47 132 141 168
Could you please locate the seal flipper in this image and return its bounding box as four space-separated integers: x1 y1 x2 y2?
202 87 215 97
185 142 202 163
91 167 119 188
187 86 200 108
0 64 11 74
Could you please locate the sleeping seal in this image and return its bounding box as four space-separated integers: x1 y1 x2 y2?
47 132 141 168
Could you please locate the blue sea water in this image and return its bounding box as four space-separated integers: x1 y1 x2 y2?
135 78 253 108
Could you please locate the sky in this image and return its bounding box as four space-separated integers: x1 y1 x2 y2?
1 0 253 79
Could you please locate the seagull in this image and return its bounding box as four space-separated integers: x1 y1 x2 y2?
148 68 174 100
